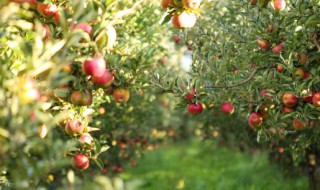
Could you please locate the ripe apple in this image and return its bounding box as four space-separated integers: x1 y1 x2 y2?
65 120 84 136
79 133 93 145
173 35 181 43
277 65 283 73
182 0 201 9
113 88 130 103
72 154 89 170
272 0 286 11
82 56 106 77
272 44 284 54
301 89 314 102
19 78 41 104
72 23 92 36
257 39 269 50
161 0 173 8
37 3 58 18
281 106 293 114
293 119 308 131
302 71 313 80
53 11 60 25
282 93 298 108
220 102 234 114
172 12 197 28
82 90 92 106
71 91 83 105
312 92 320 107
185 88 196 102
299 53 308 65
259 89 271 99
248 112 263 129
188 102 203 115
91 70 114 87
295 67 304 78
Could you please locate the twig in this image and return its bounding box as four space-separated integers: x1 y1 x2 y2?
150 80 174 93
205 66 272 89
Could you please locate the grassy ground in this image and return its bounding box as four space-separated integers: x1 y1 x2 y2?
121 139 308 190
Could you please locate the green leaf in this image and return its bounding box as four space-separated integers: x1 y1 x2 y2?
93 158 104 170
53 88 71 98
161 14 172 26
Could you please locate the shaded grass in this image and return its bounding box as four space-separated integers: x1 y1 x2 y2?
121 139 308 190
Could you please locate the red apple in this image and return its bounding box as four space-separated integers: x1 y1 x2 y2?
82 90 92 106
302 71 313 80
161 57 166 63
82 56 106 77
72 154 89 170
312 92 320 107
248 112 263 129
161 0 173 8
72 23 92 36
272 0 286 11
257 39 269 50
188 102 203 115
37 3 58 18
293 119 308 131
113 88 130 103
282 93 297 108
299 53 308 65
65 120 84 136
71 91 84 105
185 88 196 102
53 11 60 25
182 0 201 9
91 70 114 87
281 106 293 114
302 89 314 102
220 102 234 114
173 35 181 43
172 12 197 28
277 65 283 73
79 133 93 145
272 44 284 54
259 90 271 99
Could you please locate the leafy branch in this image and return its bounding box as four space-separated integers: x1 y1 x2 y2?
205 66 275 89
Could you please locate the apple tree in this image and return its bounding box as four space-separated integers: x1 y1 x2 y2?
157 0 320 188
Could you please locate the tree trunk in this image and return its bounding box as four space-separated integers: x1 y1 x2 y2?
309 165 320 190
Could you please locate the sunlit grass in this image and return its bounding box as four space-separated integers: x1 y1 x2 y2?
121 139 308 190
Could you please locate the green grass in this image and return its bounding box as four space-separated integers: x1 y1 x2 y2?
121 139 308 190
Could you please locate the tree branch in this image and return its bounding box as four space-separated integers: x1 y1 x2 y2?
205 66 273 89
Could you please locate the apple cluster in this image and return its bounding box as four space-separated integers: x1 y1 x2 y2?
10 0 135 171
160 0 202 28
184 88 203 115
